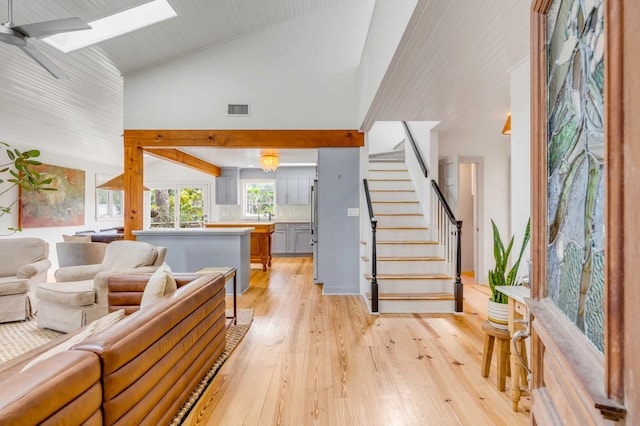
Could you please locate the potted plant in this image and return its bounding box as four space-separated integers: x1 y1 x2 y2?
487 218 531 329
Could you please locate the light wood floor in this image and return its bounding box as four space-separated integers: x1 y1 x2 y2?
184 258 530 425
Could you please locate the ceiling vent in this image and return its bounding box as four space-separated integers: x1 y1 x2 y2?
227 103 250 116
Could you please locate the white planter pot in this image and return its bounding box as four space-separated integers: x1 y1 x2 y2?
487 299 509 330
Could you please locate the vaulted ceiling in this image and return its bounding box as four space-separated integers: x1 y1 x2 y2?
0 0 530 168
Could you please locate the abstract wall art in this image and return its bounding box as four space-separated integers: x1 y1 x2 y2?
19 164 85 227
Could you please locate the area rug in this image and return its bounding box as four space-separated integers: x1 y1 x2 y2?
0 317 62 363
171 308 254 425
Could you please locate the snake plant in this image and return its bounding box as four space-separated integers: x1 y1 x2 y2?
488 218 531 303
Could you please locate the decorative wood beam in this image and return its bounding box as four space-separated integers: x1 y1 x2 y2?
123 128 364 241
143 148 221 177
124 129 364 148
124 146 144 240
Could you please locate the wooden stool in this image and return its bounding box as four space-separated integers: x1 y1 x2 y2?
481 320 511 391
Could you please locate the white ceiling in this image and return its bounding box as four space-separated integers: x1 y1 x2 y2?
0 0 531 169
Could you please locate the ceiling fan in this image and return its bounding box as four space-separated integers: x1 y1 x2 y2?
0 0 91 79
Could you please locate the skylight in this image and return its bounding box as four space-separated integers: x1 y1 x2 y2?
43 0 177 53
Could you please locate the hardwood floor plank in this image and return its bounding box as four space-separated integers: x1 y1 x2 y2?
183 258 529 425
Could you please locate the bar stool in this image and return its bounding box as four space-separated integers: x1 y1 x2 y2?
481 320 511 391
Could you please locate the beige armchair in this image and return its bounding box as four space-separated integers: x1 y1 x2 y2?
0 238 51 323
56 241 108 267
37 240 167 332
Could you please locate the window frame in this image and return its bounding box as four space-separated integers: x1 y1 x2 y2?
145 183 209 229
241 179 276 219
95 174 124 220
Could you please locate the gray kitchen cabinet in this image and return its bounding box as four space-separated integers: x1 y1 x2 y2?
298 176 311 204
275 176 311 205
276 178 287 205
293 223 312 253
272 222 312 254
215 176 238 205
272 225 287 254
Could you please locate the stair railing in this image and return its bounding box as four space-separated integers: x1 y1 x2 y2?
402 121 463 313
430 181 463 312
402 121 428 178
363 179 378 313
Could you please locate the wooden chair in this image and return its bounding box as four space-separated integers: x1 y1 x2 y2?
481 320 511 391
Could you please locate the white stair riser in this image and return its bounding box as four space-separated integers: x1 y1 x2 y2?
368 170 410 180
368 180 414 191
368 162 408 170
375 215 425 227
376 279 453 294
378 299 456 314
370 191 417 202
376 243 441 257
377 261 447 275
377 229 430 241
372 202 422 214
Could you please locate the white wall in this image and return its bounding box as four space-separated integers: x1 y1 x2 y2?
404 121 438 226
357 0 417 126
509 58 531 278
438 124 510 284
0 144 123 268
124 0 374 130
367 121 404 154
459 163 474 272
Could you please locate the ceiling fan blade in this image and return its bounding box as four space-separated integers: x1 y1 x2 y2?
19 44 69 79
13 17 90 39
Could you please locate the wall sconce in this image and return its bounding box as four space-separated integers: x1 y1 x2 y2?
501 113 512 135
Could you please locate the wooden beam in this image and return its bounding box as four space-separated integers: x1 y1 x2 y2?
124 146 145 240
124 129 364 148
144 148 221 177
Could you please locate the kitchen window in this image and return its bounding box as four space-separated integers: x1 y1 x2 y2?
147 184 208 228
243 180 275 218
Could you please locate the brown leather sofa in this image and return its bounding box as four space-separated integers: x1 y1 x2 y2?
0 272 226 425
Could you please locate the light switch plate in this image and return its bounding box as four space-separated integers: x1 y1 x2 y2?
347 208 359 217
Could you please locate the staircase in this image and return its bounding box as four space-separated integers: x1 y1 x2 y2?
362 159 456 313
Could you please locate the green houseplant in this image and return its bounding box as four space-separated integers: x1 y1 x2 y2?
0 142 54 235
486 218 530 330
488 218 531 304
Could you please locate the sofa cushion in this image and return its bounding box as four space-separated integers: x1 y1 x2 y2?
0 278 29 296
37 280 95 306
102 241 158 271
0 238 48 277
21 309 125 371
62 234 92 243
140 264 176 308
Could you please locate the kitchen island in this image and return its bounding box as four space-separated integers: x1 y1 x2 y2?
133 228 252 294
205 222 275 271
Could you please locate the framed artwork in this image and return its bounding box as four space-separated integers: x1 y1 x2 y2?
19 164 85 228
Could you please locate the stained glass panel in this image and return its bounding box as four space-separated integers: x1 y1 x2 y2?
546 0 605 352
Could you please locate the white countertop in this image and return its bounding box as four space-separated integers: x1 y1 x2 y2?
134 228 254 236
495 285 531 304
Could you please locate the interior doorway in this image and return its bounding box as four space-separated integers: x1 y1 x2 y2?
459 157 483 282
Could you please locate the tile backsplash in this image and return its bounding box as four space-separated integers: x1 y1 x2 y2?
217 204 310 222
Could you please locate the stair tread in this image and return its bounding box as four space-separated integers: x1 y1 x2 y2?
366 292 455 301
377 241 439 245
364 273 453 280
370 189 414 192
369 169 409 172
377 256 445 261
375 213 423 216
378 226 428 230
368 179 411 182
372 201 419 204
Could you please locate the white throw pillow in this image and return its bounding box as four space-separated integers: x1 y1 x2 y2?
140 263 177 308
21 309 125 371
